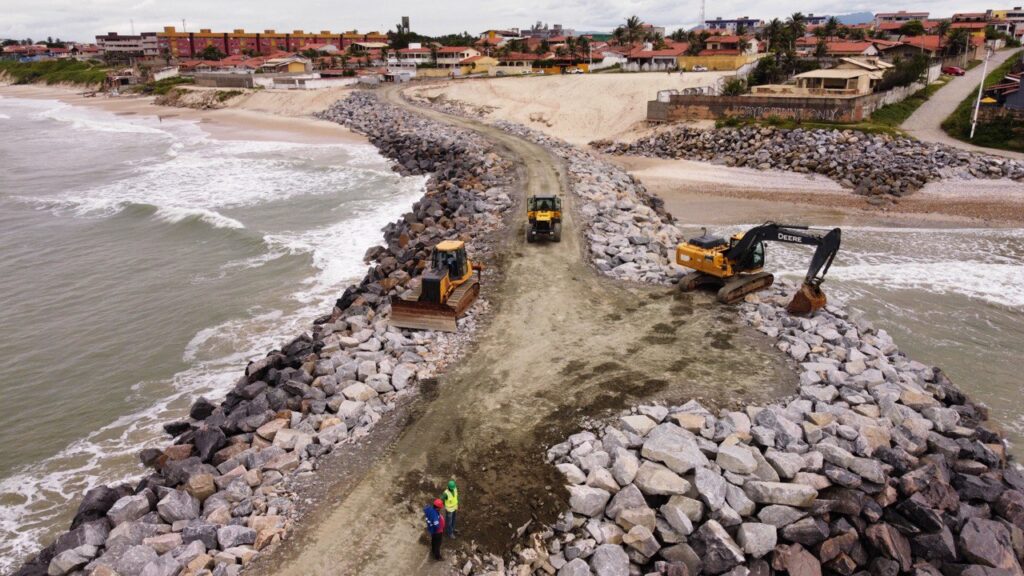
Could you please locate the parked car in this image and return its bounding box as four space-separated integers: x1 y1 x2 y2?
566 67 584 74
692 65 709 72
942 66 966 76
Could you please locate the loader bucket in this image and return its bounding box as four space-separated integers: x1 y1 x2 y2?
787 283 827 316
389 299 458 332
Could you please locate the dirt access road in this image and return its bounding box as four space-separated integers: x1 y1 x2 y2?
901 49 1024 161
250 86 795 576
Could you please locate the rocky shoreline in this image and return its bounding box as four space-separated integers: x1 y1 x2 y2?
12 91 515 576
506 281 1023 576
14 88 1023 576
405 92 1024 576
595 126 1024 199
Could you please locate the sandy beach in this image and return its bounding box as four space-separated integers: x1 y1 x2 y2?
610 154 1024 227
0 84 363 145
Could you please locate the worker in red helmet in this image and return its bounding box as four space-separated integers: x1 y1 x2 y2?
423 498 446 560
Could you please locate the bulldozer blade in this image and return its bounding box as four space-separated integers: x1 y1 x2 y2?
389 300 458 332
787 283 827 316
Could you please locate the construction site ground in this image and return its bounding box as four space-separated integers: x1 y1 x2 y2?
247 85 796 576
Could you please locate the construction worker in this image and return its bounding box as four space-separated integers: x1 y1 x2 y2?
423 499 445 560
442 479 459 538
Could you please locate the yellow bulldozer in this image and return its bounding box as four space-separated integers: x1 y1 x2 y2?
526 195 562 243
676 222 841 315
389 240 483 332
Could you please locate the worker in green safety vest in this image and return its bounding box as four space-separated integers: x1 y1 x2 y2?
442 479 459 538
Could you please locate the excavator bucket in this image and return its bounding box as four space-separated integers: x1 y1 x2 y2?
787 283 827 316
390 300 459 332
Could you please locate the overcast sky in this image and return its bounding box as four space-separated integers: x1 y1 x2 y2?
0 0 997 42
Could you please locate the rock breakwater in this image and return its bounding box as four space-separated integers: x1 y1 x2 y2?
509 281 1022 576
596 126 1024 198
494 121 685 285
13 91 515 576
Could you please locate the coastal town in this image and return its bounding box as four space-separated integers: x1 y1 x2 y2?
3 3 1024 576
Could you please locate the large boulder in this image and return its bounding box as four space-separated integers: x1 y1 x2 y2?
106 494 151 526
634 461 691 496
736 522 777 558
744 481 817 507
641 424 709 474
568 485 611 518
959 518 1022 572
691 520 745 575
157 490 200 523
589 543 629 576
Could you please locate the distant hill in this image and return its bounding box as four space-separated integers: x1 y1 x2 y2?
838 12 874 25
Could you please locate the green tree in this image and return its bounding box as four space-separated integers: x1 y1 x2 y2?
722 77 747 95
198 45 226 60
624 15 644 45
824 16 840 40
786 12 807 50
764 18 786 52
898 20 926 38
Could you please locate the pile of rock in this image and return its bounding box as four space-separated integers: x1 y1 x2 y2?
596 126 1024 197
13 92 516 576
494 121 685 285
510 280 1022 576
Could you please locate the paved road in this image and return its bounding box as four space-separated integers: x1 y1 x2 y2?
248 86 793 575
902 49 1024 160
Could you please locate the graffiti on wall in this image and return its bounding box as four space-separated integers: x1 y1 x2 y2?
728 105 846 121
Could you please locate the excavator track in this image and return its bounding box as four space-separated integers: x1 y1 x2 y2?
717 272 775 304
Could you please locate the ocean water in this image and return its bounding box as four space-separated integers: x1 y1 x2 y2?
683 223 1024 446
0 95 426 571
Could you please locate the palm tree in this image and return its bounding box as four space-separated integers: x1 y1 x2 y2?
565 36 579 63
577 36 590 63
613 26 626 46
947 28 971 60
937 20 952 39
786 12 807 51
736 22 748 36
624 15 644 45
898 20 925 38
765 18 786 52
380 46 390 65
824 16 840 40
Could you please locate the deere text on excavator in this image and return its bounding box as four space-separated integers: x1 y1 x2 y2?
526 195 562 243
389 240 483 332
675 222 841 315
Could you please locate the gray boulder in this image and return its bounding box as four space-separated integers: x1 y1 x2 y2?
558 558 591 576
568 485 612 517
107 494 151 526
114 544 160 576
634 461 691 496
641 424 709 474
744 481 817 507
692 520 745 574
736 522 777 558
157 490 200 523
589 543 629 576
47 545 97 576
695 467 728 509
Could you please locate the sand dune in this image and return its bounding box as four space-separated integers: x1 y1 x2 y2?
406 72 731 145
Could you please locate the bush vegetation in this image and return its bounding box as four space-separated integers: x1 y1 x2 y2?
942 50 1024 152
0 59 107 86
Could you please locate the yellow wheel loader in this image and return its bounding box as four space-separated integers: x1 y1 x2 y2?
527 195 562 243
389 240 483 332
676 223 841 315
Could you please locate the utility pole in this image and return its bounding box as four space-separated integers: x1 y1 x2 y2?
970 43 993 139
698 0 706 31
182 19 187 33
130 19 135 34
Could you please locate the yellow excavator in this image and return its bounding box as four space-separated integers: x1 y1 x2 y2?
676 223 841 315
390 240 483 332
527 195 562 243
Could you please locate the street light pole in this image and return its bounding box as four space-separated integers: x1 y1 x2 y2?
969 43 993 139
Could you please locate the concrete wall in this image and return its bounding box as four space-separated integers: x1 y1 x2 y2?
649 65 943 124
677 54 762 71
194 73 254 88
